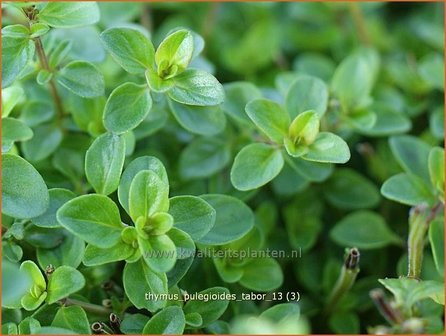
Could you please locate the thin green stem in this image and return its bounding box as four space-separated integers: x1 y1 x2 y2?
407 207 427 279
33 37 65 121
24 5 65 122
407 202 443 278
325 248 360 314
348 3 370 45
201 2 220 46
140 4 153 32
61 298 112 316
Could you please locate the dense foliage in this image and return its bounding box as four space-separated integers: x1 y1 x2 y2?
1 2 444 334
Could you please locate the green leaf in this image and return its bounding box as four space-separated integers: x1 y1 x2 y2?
52 139 88 182
155 29 193 79
139 234 177 273
56 61 104 98
166 228 195 287
240 258 283 291
2 154 49 219
2 86 24 117
429 147 444 200
285 110 320 156
20 260 46 291
32 189 76 228
221 18 279 75
37 233 84 269
179 137 230 179
48 40 73 69
18 317 41 334
36 69 53 85
167 228 195 260
330 211 400 249
198 194 254 245
35 326 77 334
275 72 300 96
410 281 444 306
429 217 444 275
329 312 359 334
142 306 185 334
103 82 152 134
3 240 23 263
358 105 411 136
146 67 175 93
85 132 126 195
389 135 431 183
419 53 444 90
22 123 63 162
20 101 54 127
331 49 378 111
4 222 24 242
286 156 333 182
293 52 335 82
2 24 30 38
231 143 284 191
214 258 244 283
118 156 169 215
46 266 85 304
346 109 377 131
100 27 155 74
185 313 203 328
21 292 47 311
260 303 300 322
379 278 444 308
83 239 134 266
221 82 262 125
123 259 167 312
286 76 328 118
30 23 49 38
129 170 169 222
23 226 65 249
169 196 216 241
189 30 205 58
123 132 137 161
120 226 140 254
323 168 380 209
4 323 18 335
168 99 226 136
136 210 167 234
51 306 90 335
134 103 168 140
272 162 309 196
225 226 263 260
2 118 33 150
381 173 435 206
301 132 350 164
57 194 124 248
120 314 150 335
2 261 32 309
168 69 225 106
38 2 100 28
137 212 172 237
284 192 322 251
183 287 230 327
245 99 290 143
2 35 34 88
430 106 444 139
